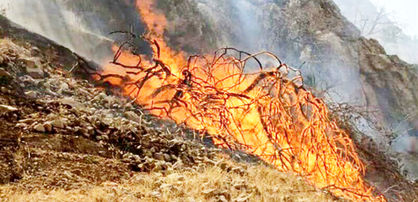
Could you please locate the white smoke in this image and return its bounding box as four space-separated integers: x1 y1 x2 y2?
0 0 114 63
334 0 418 64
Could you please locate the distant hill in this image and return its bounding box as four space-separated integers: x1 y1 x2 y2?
334 0 418 64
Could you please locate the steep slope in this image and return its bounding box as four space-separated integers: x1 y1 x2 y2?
1 0 417 200
0 15 341 202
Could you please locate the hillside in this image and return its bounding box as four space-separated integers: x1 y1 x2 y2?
0 0 418 201
0 16 341 201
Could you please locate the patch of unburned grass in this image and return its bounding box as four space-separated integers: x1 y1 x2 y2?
0 161 340 202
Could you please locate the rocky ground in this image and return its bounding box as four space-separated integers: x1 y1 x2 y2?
0 34 343 201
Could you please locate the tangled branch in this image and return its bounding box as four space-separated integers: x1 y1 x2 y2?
89 38 385 201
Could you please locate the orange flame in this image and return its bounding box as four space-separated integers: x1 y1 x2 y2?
97 1 386 201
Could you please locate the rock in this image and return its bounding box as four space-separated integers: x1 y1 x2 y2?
77 88 91 97
21 58 44 78
24 91 37 98
43 122 53 132
87 126 95 135
0 68 11 78
58 98 82 108
58 82 69 93
26 66 44 79
144 150 153 158
20 58 35 69
100 134 109 140
51 118 66 129
33 124 45 133
19 118 33 124
163 153 171 162
136 163 145 171
125 102 133 109
82 132 90 139
0 104 18 113
1 87 7 93
133 155 141 162
30 47 41 56
154 153 165 161
15 123 27 128
124 111 141 121
19 75 38 85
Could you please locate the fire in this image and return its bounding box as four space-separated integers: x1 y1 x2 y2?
95 0 386 201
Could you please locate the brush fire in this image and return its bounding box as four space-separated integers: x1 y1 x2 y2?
89 0 385 201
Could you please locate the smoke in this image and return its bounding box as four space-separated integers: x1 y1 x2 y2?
195 0 267 52
231 0 263 51
196 0 363 101
0 0 148 63
333 0 418 181
0 0 111 62
334 0 418 64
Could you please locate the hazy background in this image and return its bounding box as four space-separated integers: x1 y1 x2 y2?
334 0 418 64
369 0 418 38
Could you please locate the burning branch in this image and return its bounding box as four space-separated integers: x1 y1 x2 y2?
89 37 386 201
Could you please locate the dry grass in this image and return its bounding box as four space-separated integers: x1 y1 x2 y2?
0 161 339 202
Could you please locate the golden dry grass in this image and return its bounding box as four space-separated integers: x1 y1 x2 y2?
0 161 339 202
